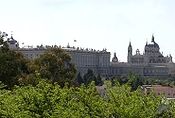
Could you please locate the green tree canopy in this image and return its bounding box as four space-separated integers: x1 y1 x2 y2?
0 31 9 52
33 48 76 87
95 74 103 86
0 79 174 118
128 73 143 91
0 31 29 88
75 72 84 86
83 69 96 85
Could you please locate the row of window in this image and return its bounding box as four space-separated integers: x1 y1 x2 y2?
144 69 167 74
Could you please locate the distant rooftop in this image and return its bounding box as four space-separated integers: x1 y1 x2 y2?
18 43 109 53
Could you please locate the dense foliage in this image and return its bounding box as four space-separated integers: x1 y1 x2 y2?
75 69 103 86
0 79 175 118
0 32 29 88
31 48 77 87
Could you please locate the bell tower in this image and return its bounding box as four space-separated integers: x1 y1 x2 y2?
127 41 132 63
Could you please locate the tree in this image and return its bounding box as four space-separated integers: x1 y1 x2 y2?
105 81 164 118
83 69 96 85
95 74 103 86
117 76 129 85
0 31 29 88
75 72 84 86
34 48 76 87
0 31 9 52
0 80 112 118
128 73 143 91
0 79 174 118
83 70 104 86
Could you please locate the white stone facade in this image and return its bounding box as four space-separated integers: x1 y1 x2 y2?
7 35 175 77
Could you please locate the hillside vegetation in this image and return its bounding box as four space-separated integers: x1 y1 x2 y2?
1 31 175 117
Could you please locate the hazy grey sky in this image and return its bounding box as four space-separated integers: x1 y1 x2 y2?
1 0 175 61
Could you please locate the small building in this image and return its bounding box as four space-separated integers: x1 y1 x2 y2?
142 85 175 98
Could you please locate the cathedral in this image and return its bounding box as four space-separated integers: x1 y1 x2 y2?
127 35 172 64
110 35 175 77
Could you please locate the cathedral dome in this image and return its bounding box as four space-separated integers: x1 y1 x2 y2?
145 35 160 49
146 43 159 49
154 42 159 48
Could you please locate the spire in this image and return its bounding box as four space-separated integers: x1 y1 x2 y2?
127 42 132 62
129 41 132 47
114 52 116 57
151 34 155 42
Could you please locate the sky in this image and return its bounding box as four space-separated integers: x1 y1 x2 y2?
0 0 175 62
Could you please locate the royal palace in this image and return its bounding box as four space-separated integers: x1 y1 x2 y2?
7 35 175 78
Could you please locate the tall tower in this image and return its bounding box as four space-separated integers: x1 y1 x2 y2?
127 41 132 63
